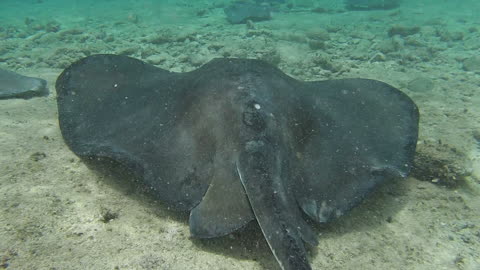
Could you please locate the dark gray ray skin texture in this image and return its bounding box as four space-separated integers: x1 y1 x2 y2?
56 54 419 270
0 68 48 99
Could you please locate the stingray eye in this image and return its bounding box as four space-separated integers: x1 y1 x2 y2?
242 101 266 131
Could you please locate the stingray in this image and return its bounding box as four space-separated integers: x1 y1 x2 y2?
0 68 48 99
56 54 418 270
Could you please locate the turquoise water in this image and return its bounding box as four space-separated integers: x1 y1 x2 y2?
1 0 479 269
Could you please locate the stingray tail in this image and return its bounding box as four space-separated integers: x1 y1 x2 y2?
236 140 312 270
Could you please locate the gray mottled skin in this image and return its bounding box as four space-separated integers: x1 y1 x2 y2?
56 55 418 270
0 68 48 99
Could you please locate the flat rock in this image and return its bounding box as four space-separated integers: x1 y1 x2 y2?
463 56 480 71
388 25 421 37
224 2 271 24
345 0 401 10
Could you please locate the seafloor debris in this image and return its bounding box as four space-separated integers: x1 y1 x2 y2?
412 140 472 187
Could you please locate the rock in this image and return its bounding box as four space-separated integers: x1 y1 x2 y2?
472 129 480 142
30 152 47 161
326 25 341 33
388 25 420 37
259 49 281 66
0 68 48 99
350 40 371 60
376 38 403 54
246 20 255 30
312 53 342 73
59 28 84 37
224 2 271 24
369 52 386 62
404 36 424 47
246 29 273 38
311 7 327 13
146 54 168 65
407 77 434 92
116 47 136 56
350 30 375 40
305 28 330 41
437 29 464 42
255 0 285 3
45 20 61 33
0 46 8 56
308 40 325 50
462 56 480 71
189 48 211 67
345 0 400 10
189 54 209 67
147 30 176 45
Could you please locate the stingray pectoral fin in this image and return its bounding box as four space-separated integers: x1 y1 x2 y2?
189 160 254 238
237 142 312 270
0 68 48 99
295 78 419 223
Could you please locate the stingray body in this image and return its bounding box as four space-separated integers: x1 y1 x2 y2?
56 55 419 270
